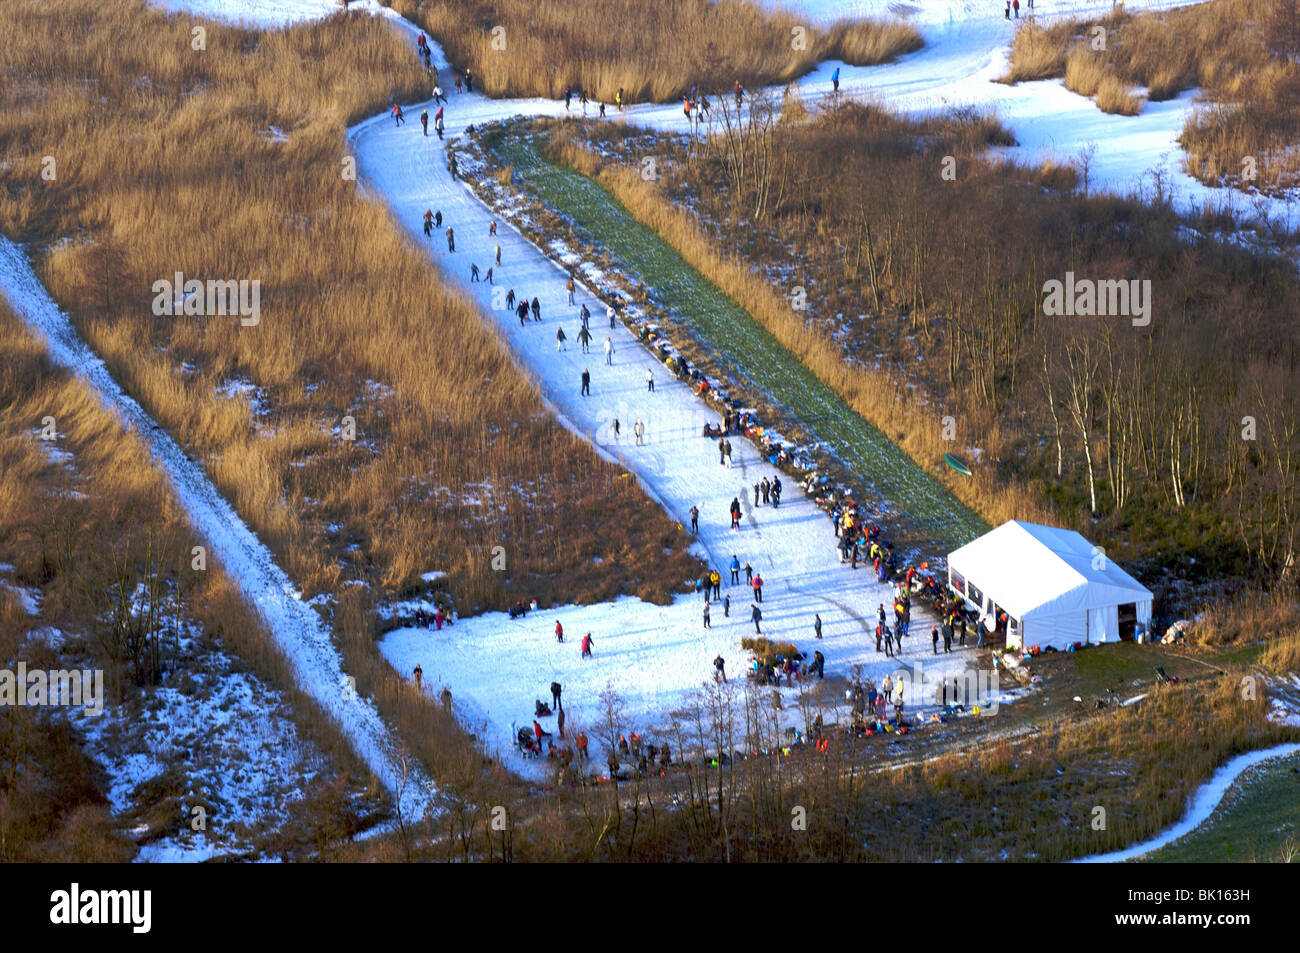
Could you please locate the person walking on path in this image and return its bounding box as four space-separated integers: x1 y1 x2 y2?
729 555 740 585
449 153 458 178
465 69 474 92
531 297 541 322
391 102 405 126
884 625 895 658
604 336 614 365
445 227 454 252
689 504 699 534
761 477 770 504
710 569 722 600
470 263 480 282
517 301 529 326
633 419 645 446
578 326 592 353
581 633 593 659
932 625 940 655
722 438 733 469
753 482 760 507
832 67 840 92
607 304 617 329
815 614 823 639
580 368 591 396
551 681 563 711
489 220 497 236
646 368 654 392
433 84 446 104
751 603 762 634
723 594 730 617
729 497 742 530
714 655 727 683
876 622 883 654
752 573 764 603
434 209 442 228
421 109 429 135
718 438 727 466
556 327 567 351
422 209 433 238
745 562 753 585
703 599 711 629
484 266 493 284
555 620 564 642
566 277 576 306
495 243 502 266
579 304 590 329
812 650 825 679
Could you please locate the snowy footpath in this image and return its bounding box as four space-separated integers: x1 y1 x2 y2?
0 236 436 819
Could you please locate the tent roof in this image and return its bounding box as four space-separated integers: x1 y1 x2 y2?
947 521 1152 621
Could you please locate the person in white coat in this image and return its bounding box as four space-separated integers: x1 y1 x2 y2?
603 336 614 365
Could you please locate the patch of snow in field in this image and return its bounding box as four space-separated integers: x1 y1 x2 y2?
79 656 322 861
0 580 41 616
1268 698 1300 728
215 377 266 415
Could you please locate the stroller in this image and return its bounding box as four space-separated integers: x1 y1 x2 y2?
516 727 544 759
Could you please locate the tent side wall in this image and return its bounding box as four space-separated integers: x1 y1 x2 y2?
1088 605 1120 644
1021 611 1088 651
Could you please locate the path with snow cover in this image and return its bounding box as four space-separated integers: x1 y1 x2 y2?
0 236 436 820
1074 742 1300 863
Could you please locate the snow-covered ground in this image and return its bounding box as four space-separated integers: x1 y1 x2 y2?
0 236 435 821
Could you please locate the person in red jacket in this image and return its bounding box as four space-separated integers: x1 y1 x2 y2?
581 633 593 659
752 573 764 603
555 620 564 642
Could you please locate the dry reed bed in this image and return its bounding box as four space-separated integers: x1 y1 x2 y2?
381 0 920 102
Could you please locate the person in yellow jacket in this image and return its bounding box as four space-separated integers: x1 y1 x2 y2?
709 569 722 600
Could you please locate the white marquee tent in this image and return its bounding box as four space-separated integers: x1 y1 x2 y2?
946 521 1153 651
